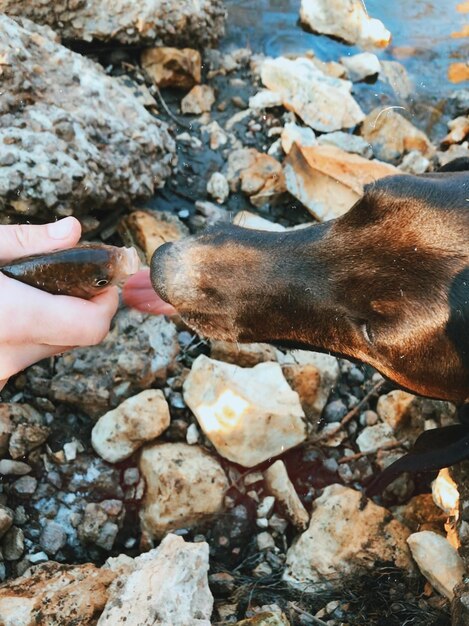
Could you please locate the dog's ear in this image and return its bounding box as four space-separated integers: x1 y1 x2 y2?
437 157 469 172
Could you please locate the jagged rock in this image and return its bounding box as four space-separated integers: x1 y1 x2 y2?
437 143 469 166
283 484 413 588
233 211 286 232
0 561 116 625
141 47 201 89
0 403 49 459
317 130 372 158
99 534 213 625
181 85 216 114
92 390 170 463
2 526 24 560
39 521 67 556
50 308 179 418
281 122 317 154
139 442 228 539
183 355 306 467
1 1 226 47
442 116 469 146
0 15 175 219
299 0 391 48
264 461 309 530
284 143 398 221
210 340 278 367
360 107 435 163
249 90 284 110
340 52 381 81
380 60 413 99
376 390 417 432
407 531 465 600
119 210 188 265
260 57 365 132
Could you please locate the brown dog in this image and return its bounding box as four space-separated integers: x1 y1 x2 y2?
125 158 469 492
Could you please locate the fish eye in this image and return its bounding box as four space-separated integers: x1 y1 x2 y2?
94 278 110 287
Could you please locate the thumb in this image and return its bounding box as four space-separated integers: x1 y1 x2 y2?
0 217 82 263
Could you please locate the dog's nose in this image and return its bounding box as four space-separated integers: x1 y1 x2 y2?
150 242 174 302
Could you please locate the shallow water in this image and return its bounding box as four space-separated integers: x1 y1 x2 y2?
224 0 469 112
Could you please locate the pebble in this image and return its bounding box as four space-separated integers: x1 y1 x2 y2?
12 476 37 496
323 399 348 423
257 496 276 519
40 521 67 556
0 459 31 475
207 172 230 203
257 531 276 550
0 506 13 539
186 423 200 445
3 526 24 560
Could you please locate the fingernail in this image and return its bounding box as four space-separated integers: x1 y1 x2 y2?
47 217 75 239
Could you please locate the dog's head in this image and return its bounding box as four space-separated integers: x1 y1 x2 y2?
152 164 469 402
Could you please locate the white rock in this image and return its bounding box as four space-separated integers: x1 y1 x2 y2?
233 210 285 232
264 460 309 530
183 355 306 467
407 531 465 600
257 532 276 550
249 89 284 109
283 484 412 588
207 172 229 203
356 423 394 453
281 122 317 154
99 534 213 625
261 57 365 133
276 350 340 422
92 390 170 463
186 423 200 445
398 150 430 174
300 0 391 48
340 52 381 81
181 85 216 115
139 442 228 539
257 496 276 519
317 131 372 157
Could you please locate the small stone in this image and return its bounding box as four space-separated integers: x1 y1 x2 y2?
28 551 49 564
3 526 24 561
264 461 309 530
12 476 37 496
257 497 276 519
340 52 381 81
233 211 285 232
92 390 170 464
186 423 200 445
0 459 31 475
252 562 273 577
356 423 394 453
123 468 140 486
40 521 67 556
249 89 284 109
269 513 288 534
323 399 348 423
78 501 124 551
181 85 216 114
407 531 464 600
63 439 84 462
257 532 276 551
0 506 14 539
362 410 378 426
208 572 235 595
141 47 201 89
398 150 430 175
207 172 230 204
140 443 228 540
183 355 306 467
211 339 278 367
257 518 270 530
376 390 416 432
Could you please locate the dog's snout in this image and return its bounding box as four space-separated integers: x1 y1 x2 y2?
150 241 175 302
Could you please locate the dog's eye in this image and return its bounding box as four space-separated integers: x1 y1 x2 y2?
361 322 373 344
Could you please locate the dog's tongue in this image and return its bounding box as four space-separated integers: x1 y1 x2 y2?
123 269 177 316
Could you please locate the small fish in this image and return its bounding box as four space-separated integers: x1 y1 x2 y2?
0 243 140 299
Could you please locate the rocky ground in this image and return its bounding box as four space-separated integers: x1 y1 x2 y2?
1 1 469 625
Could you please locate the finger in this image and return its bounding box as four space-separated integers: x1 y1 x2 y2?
0 343 72 381
0 217 82 263
123 270 177 315
0 274 119 346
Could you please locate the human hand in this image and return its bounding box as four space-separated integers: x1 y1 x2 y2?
0 217 119 390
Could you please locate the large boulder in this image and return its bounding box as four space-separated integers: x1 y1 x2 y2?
0 0 226 47
0 15 175 220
